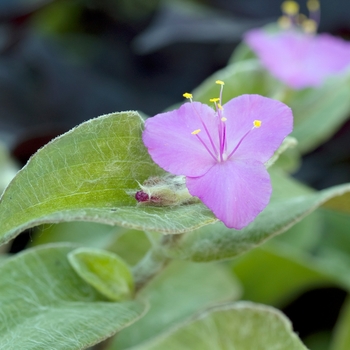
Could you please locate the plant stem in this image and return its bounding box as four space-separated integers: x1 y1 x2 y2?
132 244 170 292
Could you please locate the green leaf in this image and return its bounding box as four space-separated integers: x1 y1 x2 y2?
311 209 350 290
111 260 241 349
331 296 350 350
271 211 322 251
229 41 257 64
108 229 152 265
311 208 350 254
264 136 299 172
160 169 350 262
68 247 134 301
129 302 307 350
192 59 274 104
287 71 350 153
31 222 152 266
30 221 122 248
0 243 146 350
0 141 18 193
0 111 216 247
0 254 7 265
232 244 337 306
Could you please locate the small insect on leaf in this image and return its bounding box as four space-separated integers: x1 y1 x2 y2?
131 175 199 207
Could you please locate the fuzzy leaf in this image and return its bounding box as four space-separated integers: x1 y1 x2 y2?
232 244 337 306
129 302 307 350
68 247 134 301
0 244 146 350
0 111 217 247
160 169 350 262
111 260 241 349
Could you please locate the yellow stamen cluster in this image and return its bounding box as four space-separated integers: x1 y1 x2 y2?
278 0 320 33
278 15 292 29
296 13 307 25
281 1 299 15
307 0 320 12
253 120 262 128
215 80 225 85
302 18 317 33
191 129 201 135
183 92 193 99
209 98 220 103
217 103 223 110
221 117 227 122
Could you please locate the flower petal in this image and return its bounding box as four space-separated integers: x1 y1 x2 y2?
223 94 293 163
186 159 271 229
143 102 219 177
245 29 350 89
311 33 350 77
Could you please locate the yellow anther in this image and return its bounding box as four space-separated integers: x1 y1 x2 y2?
215 80 225 85
217 103 223 110
302 19 317 33
281 1 299 16
307 0 320 12
183 92 193 99
221 117 227 122
278 15 292 29
210 97 220 103
191 129 201 135
253 120 262 128
296 13 307 25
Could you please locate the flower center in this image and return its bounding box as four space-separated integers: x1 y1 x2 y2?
184 82 261 163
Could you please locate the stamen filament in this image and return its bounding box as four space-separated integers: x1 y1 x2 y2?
220 121 227 161
215 103 225 161
216 80 225 106
226 121 262 160
193 132 217 162
191 103 218 157
218 117 223 162
226 129 252 160
214 81 226 161
306 0 320 32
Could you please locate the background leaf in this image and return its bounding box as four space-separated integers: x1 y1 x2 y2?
192 59 274 104
129 302 307 350
232 244 339 307
111 260 241 349
0 243 146 350
288 72 350 153
331 296 350 350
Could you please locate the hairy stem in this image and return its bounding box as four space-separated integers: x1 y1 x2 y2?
132 243 171 292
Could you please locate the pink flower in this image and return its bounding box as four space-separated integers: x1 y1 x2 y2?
245 28 350 89
142 90 293 229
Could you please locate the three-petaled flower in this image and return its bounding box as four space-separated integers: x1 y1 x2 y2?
142 83 293 229
244 0 350 89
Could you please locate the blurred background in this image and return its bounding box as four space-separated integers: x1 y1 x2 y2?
0 0 349 173
1 1 350 349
